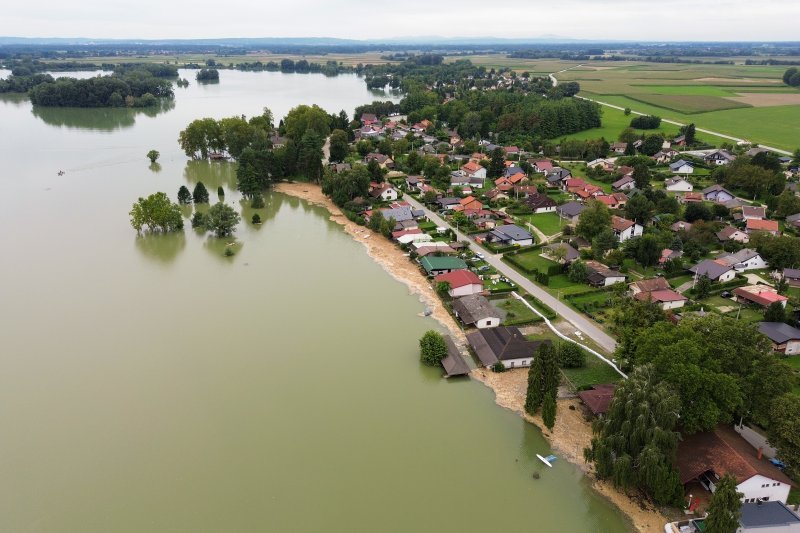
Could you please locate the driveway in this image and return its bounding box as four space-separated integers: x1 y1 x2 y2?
403 195 618 353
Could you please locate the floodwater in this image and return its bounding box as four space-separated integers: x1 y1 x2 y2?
0 70 631 532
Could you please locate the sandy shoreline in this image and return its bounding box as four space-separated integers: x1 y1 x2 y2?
471 368 669 533
274 182 466 345
275 181 666 532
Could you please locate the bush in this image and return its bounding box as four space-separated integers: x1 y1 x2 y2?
252 214 261 224
558 343 586 368
629 115 662 129
491 361 507 373
191 211 206 228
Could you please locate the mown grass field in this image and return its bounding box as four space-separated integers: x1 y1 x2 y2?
561 356 623 389
626 93 750 114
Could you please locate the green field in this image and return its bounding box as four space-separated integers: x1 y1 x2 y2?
626 93 750 114
558 104 680 143
580 92 800 151
516 212 568 236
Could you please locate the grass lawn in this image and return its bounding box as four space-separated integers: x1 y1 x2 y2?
558 104 679 143
668 274 694 288
547 275 591 294
700 295 736 310
561 356 624 390
722 306 764 323
518 212 567 236
570 291 611 307
496 297 540 325
509 250 558 272
485 279 515 293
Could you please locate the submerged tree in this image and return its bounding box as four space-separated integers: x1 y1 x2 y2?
129 192 184 234
177 185 192 205
147 149 160 163
192 182 210 204
584 365 684 506
203 202 241 238
705 474 742 533
419 330 447 367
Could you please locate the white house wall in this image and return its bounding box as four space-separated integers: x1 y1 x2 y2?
737 475 791 504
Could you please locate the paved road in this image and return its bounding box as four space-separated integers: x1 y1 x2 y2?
403 196 619 353
549 68 792 156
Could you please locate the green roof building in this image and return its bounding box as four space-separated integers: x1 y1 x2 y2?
420 256 468 276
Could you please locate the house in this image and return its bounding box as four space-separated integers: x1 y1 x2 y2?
717 225 750 244
269 134 288 148
434 269 483 297
486 224 534 247
542 242 579 263
530 159 554 173
665 177 693 192
525 193 557 214
717 249 767 272
629 277 671 296
329 162 351 173
360 113 378 125
733 286 788 309
786 213 800 229
405 175 423 192
457 196 483 213
704 149 736 166
783 268 800 287
547 168 572 187
759 322 800 355
484 188 510 202
467 327 552 369
396 232 432 245
513 185 539 199
659 248 683 266
612 175 636 191
610 142 628 154
587 158 615 172
634 288 688 310
365 153 395 169
441 335 470 378
669 159 695 174
415 245 456 257
671 221 693 233
451 294 501 329
676 425 794 504
611 193 629 207
741 206 767 220
572 184 604 202
436 197 461 211
681 192 704 204
738 501 800 532
703 184 736 203
746 218 780 236
596 195 623 209
460 161 487 183
503 166 525 179
611 215 643 242
421 256 468 276
369 184 399 202
585 261 626 287
556 201 586 224
577 384 616 417
689 259 736 282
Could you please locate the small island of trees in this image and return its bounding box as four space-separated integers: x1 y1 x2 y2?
196 68 220 82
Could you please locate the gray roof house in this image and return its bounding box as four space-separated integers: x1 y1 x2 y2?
669 159 695 173
703 184 736 203
543 242 579 263
739 501 800 532
467 326 552 368
688 259 735 281
451 294 501 328
487 224 534 246
759 322 800 346
556 201 586 222
436 197 461 209
787 213 800 228
441 335 470 377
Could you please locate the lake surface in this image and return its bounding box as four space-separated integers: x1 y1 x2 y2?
0 70 631 532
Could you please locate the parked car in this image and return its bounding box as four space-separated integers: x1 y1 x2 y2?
721 291 732 298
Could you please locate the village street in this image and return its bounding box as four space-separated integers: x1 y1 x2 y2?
402 195 619 353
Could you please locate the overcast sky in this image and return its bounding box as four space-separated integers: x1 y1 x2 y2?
3 0 800 41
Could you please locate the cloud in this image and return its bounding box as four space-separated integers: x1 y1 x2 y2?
3 0 800 40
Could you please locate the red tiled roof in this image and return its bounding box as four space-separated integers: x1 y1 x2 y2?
746 219 779 232
596 196 617 206
634 289 687 303
733 287 788 307
507 172 527 184
462 161 483 173
434 270 482 289
676 425 795 487
612 215 635 232
577 384 616 416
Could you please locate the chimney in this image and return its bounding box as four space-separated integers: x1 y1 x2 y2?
758 447 763 460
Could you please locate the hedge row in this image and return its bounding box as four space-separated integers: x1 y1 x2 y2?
523 294 558 320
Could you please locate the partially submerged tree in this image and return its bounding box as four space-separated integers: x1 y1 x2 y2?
129 192 184 234
203 202 241 238
192 182 210 204
147 149 160 163
177 186 192 205
419 330 448 367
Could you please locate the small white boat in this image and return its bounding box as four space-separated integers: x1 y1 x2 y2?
536 454 557 467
